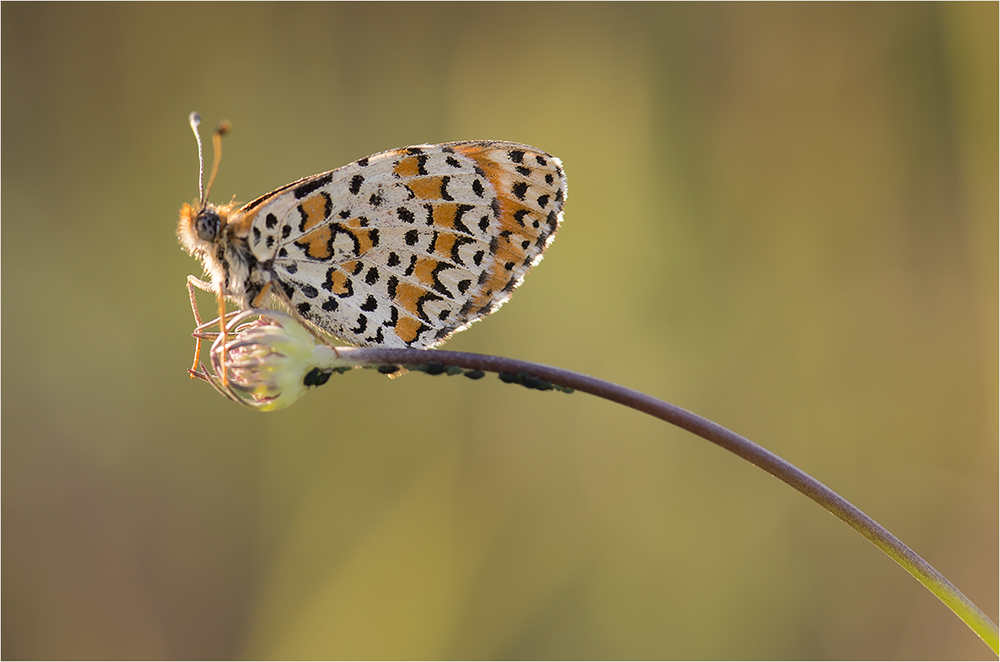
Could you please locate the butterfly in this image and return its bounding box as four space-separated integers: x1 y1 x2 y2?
178 113 567 366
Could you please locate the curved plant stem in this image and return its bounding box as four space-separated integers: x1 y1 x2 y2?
328 346 999 654
190 309 997 654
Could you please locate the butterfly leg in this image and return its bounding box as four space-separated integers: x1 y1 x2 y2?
186 275 231 385
187 276 212 373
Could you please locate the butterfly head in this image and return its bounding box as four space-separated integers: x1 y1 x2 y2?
192 206 221 242
178 199 231 251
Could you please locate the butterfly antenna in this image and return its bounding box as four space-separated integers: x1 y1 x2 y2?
207 119 233 386
205 120 232 205
188 112 206 207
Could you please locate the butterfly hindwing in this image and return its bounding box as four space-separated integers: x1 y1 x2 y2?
234 141 567 348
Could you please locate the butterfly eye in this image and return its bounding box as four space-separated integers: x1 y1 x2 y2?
195 209 221 242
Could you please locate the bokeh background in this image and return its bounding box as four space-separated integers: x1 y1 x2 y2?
3 3 996 659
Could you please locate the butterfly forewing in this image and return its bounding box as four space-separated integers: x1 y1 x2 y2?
234 141 567 348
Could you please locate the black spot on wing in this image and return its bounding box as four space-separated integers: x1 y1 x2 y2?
349 174 364 194
351 315 368 334
452 204 474 235
294 173 334 199
440 176 454 201
414 291 443 323
429 262 454 296
449 235 477 266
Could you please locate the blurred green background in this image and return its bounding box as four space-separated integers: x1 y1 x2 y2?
3 3 996 659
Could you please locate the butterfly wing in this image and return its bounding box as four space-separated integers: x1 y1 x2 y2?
235 141 567 348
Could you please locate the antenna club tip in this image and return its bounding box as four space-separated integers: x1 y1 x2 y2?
189 112 202 128
215 120 233 137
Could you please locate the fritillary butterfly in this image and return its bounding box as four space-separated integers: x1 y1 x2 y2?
179 113 567 357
